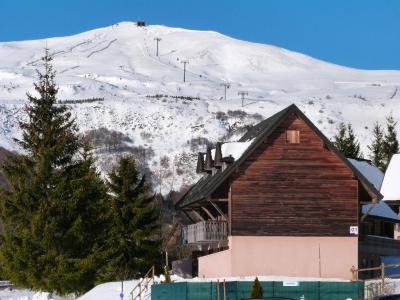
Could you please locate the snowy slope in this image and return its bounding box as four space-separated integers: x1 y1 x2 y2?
0 21 399 192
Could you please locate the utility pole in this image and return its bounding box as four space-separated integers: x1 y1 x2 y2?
181 60 189 83
221 82 230 100
154 37 161 56
238 91 248 107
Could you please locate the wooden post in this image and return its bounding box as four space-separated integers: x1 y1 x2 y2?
139 284 142 300
217 279 220 300
381 263 384 295
350 265 356 281
223 279 227 300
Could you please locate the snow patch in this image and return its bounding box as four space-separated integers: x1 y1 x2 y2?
381 154 400 201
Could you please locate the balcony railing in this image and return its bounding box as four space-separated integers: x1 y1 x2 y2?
181 220 228 244
359 235 400 257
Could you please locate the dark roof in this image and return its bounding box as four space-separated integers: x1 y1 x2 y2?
175 104 383 209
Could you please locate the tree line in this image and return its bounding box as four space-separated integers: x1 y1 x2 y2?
332 116 399 171
0 51 161 295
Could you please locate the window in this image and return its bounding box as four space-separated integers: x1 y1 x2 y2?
286 130 300 144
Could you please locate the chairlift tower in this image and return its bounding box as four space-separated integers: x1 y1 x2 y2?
181 60 189 83
221 82 231 100
154 37 162 56
238 91 248 107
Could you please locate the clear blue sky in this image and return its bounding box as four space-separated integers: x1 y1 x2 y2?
0 0 399 70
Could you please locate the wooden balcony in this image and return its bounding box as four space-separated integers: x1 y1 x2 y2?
181 220 228 244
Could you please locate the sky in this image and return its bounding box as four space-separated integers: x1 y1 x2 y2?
0 0 399 70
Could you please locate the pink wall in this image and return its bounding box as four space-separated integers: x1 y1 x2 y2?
198 236 358 280
198 247 232 278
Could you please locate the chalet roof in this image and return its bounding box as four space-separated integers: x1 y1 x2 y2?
381 154 400 201
175 104 383 209
348 158 384 190
362 201 400 222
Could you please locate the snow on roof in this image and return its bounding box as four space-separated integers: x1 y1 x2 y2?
211 140 254 161
348 158 384 190
381 154 400 201
221 140 253 160
362 201 400 222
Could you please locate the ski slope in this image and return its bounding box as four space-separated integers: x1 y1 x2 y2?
0 21 399 192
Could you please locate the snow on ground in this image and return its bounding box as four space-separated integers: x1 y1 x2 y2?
0 288 66 300
0 21 399 192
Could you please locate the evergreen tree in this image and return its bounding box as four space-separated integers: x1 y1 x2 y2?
332 123 362 159
0 50 108 295
250 277 263 298
102 155 161 281
382 114 399 171
368 122 385 170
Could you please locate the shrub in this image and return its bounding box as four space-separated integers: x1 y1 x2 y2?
250 277 263 298
164 265 172 284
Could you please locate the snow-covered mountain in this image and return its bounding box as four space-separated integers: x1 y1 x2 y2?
0 21 399 191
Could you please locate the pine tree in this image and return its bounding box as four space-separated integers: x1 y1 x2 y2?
368 122 385 170
382 114 399 171
102 155 161 281
332 123 362 159
0 50 108 294
250 277 263 298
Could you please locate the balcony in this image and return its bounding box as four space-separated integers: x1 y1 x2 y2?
181 220 228 244
359 235 400 256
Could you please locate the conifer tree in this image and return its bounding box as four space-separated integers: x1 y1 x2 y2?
250 277 263 298
332 123 362 159
102 155 161 281
0 50 108 295
368 122 385 170
382 114 399 170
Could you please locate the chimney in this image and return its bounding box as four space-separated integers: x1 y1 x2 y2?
204 147 214 172
214 142 223 168
221 155 235 170
196 152 205 174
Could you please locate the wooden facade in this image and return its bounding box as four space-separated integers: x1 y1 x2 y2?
175 104 400 278
230 114 360 236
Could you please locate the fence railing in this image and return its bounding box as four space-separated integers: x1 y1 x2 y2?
181 220 228 244
130 265 155 300
351 263 400 299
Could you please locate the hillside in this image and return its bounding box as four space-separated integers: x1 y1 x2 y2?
0 21 399 192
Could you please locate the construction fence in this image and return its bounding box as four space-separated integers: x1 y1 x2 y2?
151 280 365 300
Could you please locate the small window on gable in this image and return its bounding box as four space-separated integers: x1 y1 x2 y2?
286 130 300 144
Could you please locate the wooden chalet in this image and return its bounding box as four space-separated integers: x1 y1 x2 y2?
174 104 400 280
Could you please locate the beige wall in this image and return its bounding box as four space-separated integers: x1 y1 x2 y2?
198 247 232 278
198 236 358 280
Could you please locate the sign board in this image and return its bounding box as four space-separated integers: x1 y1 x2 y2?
350 226 358 235
283 281 299 287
